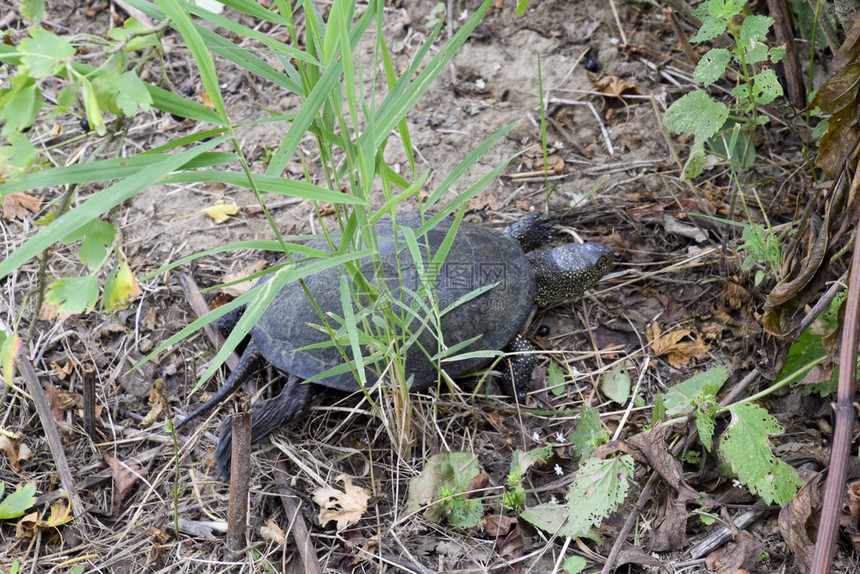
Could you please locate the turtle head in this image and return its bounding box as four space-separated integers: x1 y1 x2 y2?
529 243 614 307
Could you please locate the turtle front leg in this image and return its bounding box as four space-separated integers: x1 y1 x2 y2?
214 375 312 479
497 334 537 401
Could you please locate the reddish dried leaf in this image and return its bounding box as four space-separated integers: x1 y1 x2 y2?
107 456 147 511
466 191 502 212
779 472 824 572
811 62 860 178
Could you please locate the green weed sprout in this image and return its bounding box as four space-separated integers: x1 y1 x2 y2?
663 0 785 177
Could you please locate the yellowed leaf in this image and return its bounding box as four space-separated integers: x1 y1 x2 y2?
38 500 73 528
204 200 239 224
2 192 41 221
105 257 142 311
312 474 369 531
140 379 165 428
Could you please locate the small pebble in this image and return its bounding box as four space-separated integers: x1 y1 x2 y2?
536 325 550 337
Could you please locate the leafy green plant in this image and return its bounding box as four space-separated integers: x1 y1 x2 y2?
663 0 785 177
503 446 553 511
773 292 843 397
661 366 803 505
568 406 609 462
521 455 634 542
405 452 485 529
0 560 20 574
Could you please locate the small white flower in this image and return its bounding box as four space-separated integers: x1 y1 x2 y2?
555 431 565 443
475 78 486 89
554 464 564 475
554 141 564 149
610 37 620 45
459 9 469 20
532 431 540 442
549 496 559 505
733 479 743 488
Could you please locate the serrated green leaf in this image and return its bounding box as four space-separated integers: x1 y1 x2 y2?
113 71 154 115
521 455 633 542
752 69 783 105
664 91 730 144
695 49 731 86
683 140 707 178
509 446 553 480
0 133 38 177
770 46 786 63
63 219 117 272
691 15 729 43
695 405 715 451
738 15 773 47
569 406 604 462
662 367 729 416
745 41 769 65
0 483 36 519
719 403 803 505
19 28 75 77
45 275 99 314
405 451 482 524
602 363 630 404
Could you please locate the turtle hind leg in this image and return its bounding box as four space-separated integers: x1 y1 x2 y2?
504 213 557 252
498 334 537 401
174 340 264 431
214 375 312 479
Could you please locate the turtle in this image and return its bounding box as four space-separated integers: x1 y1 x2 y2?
176 212 614 478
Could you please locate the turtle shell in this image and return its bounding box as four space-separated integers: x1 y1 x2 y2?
250 213 535 392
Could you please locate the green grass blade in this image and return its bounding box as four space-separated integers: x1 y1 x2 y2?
0 137 228 281
0 152 235 196
155 0 227 119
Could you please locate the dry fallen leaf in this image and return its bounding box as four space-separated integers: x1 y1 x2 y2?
204 200 239 224
260 520 286 544
466 191 502 212
2 192 41 221
107 456 147 511
221 259 268 297
312 474 369 532
648 324 710 368
594 76 643 97
140 379 166 428
0 435 22 470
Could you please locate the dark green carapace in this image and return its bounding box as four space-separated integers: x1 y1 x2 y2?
176 212 614 478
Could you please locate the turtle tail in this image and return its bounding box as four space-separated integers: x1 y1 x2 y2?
214 375 312 479
174 340 265 431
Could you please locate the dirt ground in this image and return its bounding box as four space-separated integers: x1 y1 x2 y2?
1 0 858 572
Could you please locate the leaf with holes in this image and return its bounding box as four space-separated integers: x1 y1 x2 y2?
719 403 803 505
521 455 633 542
